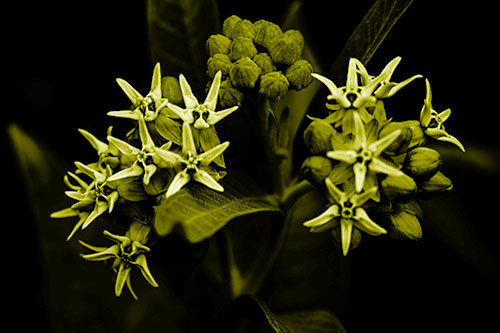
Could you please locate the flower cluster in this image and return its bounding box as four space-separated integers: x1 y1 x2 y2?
301 57 464 255
51 63 237 298
206 15 314 106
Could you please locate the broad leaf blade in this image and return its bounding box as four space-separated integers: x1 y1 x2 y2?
329 0 414 82
148 0 219 93
154 172 281 242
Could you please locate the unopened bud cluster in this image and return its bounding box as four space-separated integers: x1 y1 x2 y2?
206 15 314 106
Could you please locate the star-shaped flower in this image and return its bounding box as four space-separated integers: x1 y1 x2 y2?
155 122 229 198
419 79 465 152
107 115 170 185
51 162 119 232
303 178 387 256
326 111 404 193
167 71 239 129
108 62 168 122
79 222 158 300
77 128 120 172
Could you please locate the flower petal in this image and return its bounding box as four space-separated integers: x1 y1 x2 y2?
166 170 191 198
138 115 155 148
419 79 432 126
116 78 144 107
133 254 159 288
66 212 89 241
326 150 357 164
197 141 230 167
107 136 140 155
438 108 452 122
346 58 359 91
351 110 367 147
353 162 367 193
181 122 197 156
340 218 354 256
107 110 141 120
437 134 465 152
107 163 143 182
78 129 108 154
354 207 387 235
154 148 185 166
206 106 239 126
166 103 194 124
80 244 120 261
352 185 378 206
303 205 339 228
75 161 106 183
50 207 79 218
126 274 139 301
369 157 404 177
368 128 401 156
325 178 345 203
179 74 199 109
311 73 345 103
115 263 133 297
82 200 108 229
204 71 222 111
106 191 119 213
143 164 157 185
150 62 162 100
328 162 353 185
193 169 224 192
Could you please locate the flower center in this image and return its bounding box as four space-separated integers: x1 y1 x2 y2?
356 148 373 164
341 200 354 219
140 96 157 121
192 105 210 121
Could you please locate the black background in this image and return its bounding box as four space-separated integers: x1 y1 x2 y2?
4 0 499 331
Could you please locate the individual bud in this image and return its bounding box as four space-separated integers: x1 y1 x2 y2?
268 32 301 65
380 173 417 203
303 119 335 154
379 121 412 155
229 56 262 88
102 155 120 170
284 29 304 52
285 59 313 90
205 34 232 57
115 177 149 202
144 169 172 196
161 76 183 105
331 226 362 251
402 120 426 149
232 19 256 40
389 209 422 240
403 147 443 181
229 36 258 61
207 54 232 79
222 15 242 39
218 79 245 107
259 71 289 101
253 53 276 75
399 199 423 220
254 19 283 49
300 155 333 186
418 171 453 198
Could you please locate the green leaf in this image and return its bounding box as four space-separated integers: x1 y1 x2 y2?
147 0 220 93
154 172 281 242
329 0 415 82
215 295 346 332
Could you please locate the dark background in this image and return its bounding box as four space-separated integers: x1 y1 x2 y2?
4 0 499 331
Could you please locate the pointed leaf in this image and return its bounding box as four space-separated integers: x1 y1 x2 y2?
154 172 281 242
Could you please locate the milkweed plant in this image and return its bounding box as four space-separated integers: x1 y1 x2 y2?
49 1 465 330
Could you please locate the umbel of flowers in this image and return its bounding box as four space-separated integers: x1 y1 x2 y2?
301 57 464 255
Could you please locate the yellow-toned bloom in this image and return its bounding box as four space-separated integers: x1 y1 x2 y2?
156 122 229 198
303 178 386 256
419 79 465 152
79 222 158 300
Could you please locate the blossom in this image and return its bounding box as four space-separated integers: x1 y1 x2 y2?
107 115 169 185
77 128 120 172
167 71 239 129
50 163 119 238
327 111 404 193
303 178 386 256
155 122 229 197
108 62 168 122
419 79 465 152
79 222 158 300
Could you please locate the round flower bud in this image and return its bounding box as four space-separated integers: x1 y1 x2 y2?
253 53 276 75
389 209 422 241
417 171 453 198
284 29 304 52
300 155 332 186
218 79 245 107
402 120 426 149
303 119 335 154
229 36 258 61
268 33 302 65
403 147 443 181
254 19 283 49
285 59 313 90
161 76 183 105
205 34 232 57
222 15 241 39
232 19 256 40
229 57 262 88
259 71 289 101
379 121 412 155
207 54 232 79
380 173 417 203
